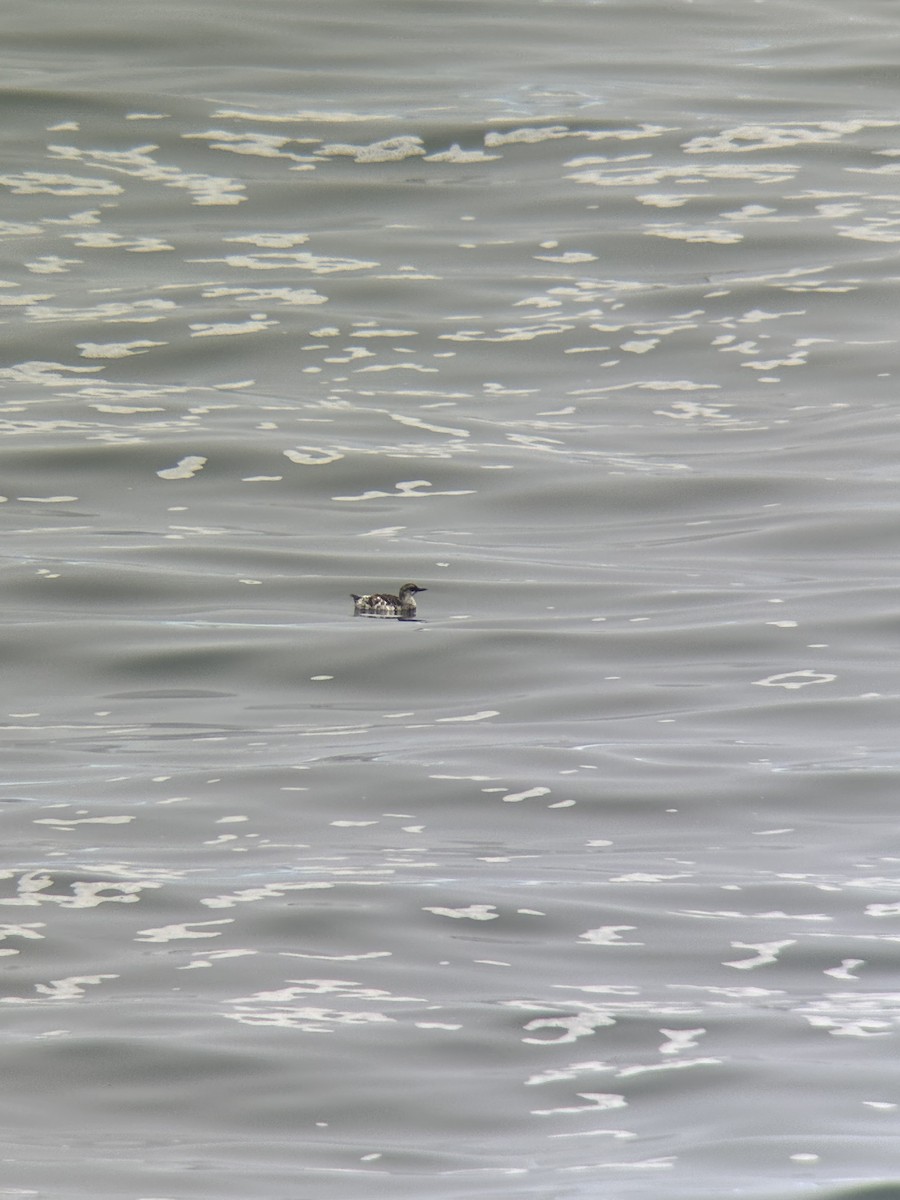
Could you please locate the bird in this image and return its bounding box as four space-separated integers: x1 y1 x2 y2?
351 582 426 620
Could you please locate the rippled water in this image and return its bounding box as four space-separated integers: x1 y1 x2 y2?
3 2 900 1198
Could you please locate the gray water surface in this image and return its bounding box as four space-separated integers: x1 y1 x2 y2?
2 2 900 1197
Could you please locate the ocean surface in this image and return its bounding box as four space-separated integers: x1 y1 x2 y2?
2 2 900 1197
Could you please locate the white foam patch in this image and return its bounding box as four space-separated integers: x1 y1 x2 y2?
435 710 498 723
201 882 332 909
579 926 643 946
26 297 176 323
66 231 173 252
0 924 44 943
34 974 118 1000
333 480 475 501
424 145 500 163
534 251 598 263
189 317 278 337
391 414 469 436
191 250 377 274
316 135 425 163
202 285 326 306
78 340 165 358
33 815 134 827
6 252 63 285
0 225 48 245
284 446 344 465
753 669 836 689
424 905 499 920
0 171 122 197
157 456 207 480
355 362 438 374
183 129 313 163
684 119 898 155
644 224 743 244
724 940 795 969
47 142 246 205
135 919 234 942
17 495 78 503
636 193 695 208
502 786 551 803
567 160 797 187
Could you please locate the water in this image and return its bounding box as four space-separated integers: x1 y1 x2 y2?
2 2 900 1197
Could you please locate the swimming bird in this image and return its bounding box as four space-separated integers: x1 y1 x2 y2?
351 582 426 619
